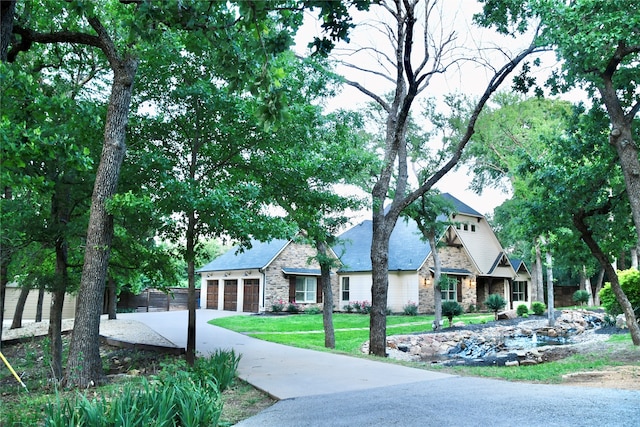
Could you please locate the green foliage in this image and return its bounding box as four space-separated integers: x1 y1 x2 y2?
286 302 300 313
484 294 507 319
572 290 590 306
599 269 640 317
403 301 419 316
271 299 285 313
192 349 242 393
531 301 546 316
441 301 464 327
516 304 529 317
304 305 322 315
44 374 222 427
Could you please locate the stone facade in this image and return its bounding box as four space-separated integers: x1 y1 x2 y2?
263 241 339 311
418 246 479 313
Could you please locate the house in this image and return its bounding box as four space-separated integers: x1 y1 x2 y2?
197 238 334 313
197 193 532 314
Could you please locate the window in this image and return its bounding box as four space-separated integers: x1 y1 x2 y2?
471 224 476 232
341 277 350 301
295 276 317 303
440 277 458 301
513 281 527 301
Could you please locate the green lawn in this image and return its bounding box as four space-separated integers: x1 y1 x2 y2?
209 312 493 354
209 312 639 384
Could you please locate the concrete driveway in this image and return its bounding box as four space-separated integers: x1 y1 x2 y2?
119 309 640 427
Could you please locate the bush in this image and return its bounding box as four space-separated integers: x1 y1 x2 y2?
45 367 224 426
360 300 372 314
516 304 529 317
403 301 418 316
467 304 476 313
599 269 640 318
304 305 321 315
286 302 300 313
441 300 463 327
531 301 546 316
192 349 242 392
484 293 507 320
350 301 362 312
572 289 590 306
343 304 353 313
271 299 285 313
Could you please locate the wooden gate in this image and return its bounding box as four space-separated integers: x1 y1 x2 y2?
243 279 260 313
223 279 238 311
206 280 219 309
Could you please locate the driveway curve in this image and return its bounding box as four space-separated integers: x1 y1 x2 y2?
119 309 640 427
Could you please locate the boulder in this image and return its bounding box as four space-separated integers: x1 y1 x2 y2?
616 314 628 329
497 310 517 320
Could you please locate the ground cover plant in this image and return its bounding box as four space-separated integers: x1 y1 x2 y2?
0 335 266 426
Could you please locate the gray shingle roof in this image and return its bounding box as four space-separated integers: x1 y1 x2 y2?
334 217 431 272
196 238 289 272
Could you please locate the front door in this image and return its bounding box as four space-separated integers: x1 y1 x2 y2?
243 279 260 313
223 279 238 311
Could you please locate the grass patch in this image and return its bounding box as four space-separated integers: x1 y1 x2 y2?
209 313 493 354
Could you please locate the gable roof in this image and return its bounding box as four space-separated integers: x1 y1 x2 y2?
335 217 431 272
196 238 289 272
441 193 482 217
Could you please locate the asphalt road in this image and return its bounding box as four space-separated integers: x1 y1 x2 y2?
119 309 640 427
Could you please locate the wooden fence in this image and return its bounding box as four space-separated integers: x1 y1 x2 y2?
117 288 197 312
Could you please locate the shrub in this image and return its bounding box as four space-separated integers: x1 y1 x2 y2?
286 302 300 313
599 269 640 318
467 304 476 313
360 300 372 314
403 301 419 316
441 300 463 327
271 299 285 313
45 370 223 426
350 301 362 312
304 305 321 315
572 289 590 306
192 349 242 392
531 301 546 316
516 304 529 317
484 293 507 320
343 304 353 313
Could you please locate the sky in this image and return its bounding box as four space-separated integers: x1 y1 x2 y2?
294 1 539 217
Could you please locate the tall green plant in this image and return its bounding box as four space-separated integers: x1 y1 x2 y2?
441 301 464 327
485 294 507 320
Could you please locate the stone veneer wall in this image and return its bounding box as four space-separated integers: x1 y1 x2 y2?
418 245 478 314
263 241 339 311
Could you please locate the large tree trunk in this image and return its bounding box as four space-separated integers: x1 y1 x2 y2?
65 31 138 387
35 285 45 322
573 213 640 345
428 233 443 330
317 241 335 349
581 265 594 306
10 285 29 329
594 268 605 306
534 237 545 303
369 210 395 357
539 235 555 326
106 275 117 320
599 76 640 247
186 211 197 366
49 234 69 380
0 0 15 62
545 249 555 326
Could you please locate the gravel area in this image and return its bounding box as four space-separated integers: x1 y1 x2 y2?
1 316 179 348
